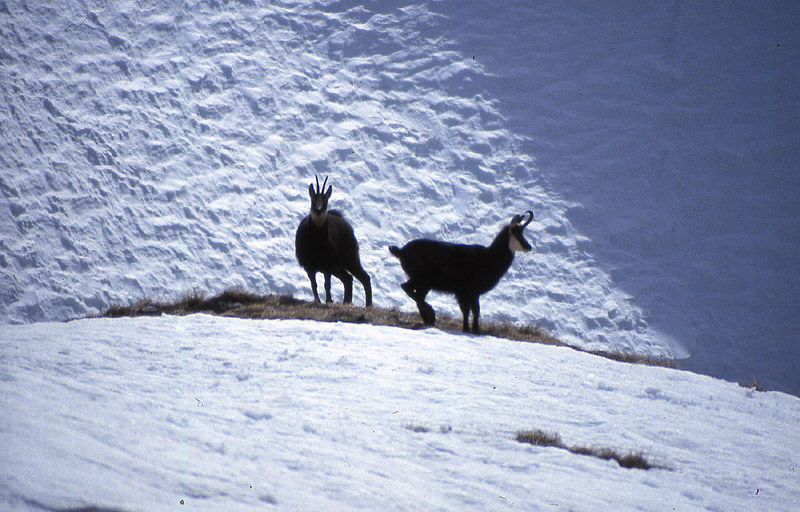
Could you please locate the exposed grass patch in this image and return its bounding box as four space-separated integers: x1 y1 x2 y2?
99 288 676 369
102 288 266 317
515 429 660 470
515 429 563 448
586 349 677 368
404 423 453 434
404 424 431 434
741 377 764 392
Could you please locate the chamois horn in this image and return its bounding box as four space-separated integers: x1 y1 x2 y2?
314 175 329 194
520 210 534 227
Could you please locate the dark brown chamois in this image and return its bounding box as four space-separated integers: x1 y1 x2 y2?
389 211 533 333
295 176 372 307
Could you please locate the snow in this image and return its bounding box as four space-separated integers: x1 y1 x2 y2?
425 1 800 395
5 0 794 391
1 0 691 364
1 0 799 507
2 315 798 511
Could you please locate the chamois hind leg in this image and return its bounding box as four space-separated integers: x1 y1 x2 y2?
323 273 333 303
350 265 372 307
402 280 435 326
307 271 321 303
400 280 417 299
334 269 354 304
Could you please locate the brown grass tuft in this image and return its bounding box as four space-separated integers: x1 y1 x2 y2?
516 429 659 470
515 430 563 448
741 377 764 392
404 424 431 434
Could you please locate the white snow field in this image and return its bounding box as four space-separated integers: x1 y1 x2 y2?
0 0 687 360
1 0 798 393
1 0 800 509
1 315 799 511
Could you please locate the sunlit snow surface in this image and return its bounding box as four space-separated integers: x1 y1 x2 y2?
1 3 799 506
1 315 798 511
2 0 799 393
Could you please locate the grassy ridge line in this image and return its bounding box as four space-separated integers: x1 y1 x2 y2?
100 288 675 368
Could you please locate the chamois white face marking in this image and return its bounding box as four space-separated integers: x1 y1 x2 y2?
308 179 332 227
509 226 532 252
311 209 327 227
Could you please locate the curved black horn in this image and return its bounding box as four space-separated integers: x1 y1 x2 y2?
322 175 329 193
521 210 534 227
315 175 321 193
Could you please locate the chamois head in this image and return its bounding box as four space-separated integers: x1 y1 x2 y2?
308 175 332 227
508 211 534 252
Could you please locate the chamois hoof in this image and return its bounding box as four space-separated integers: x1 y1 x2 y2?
418 303 436 325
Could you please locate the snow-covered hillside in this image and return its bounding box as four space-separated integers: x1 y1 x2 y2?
2 315 798 511
428 0 800 399
0 2 797 391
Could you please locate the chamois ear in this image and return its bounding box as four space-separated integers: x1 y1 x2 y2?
325 185 333 199
511 214 522 226
309 183 316 198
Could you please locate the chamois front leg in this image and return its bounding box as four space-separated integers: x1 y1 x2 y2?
308 271 321 303
471 297 480 334
457 295 481 333
457 295 472 333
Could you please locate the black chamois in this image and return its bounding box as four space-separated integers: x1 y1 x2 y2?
295 176 372 307
389 211 534 333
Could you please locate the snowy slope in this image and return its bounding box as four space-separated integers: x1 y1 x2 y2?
427 0 800 401
2 315 798 511
0 2 681 356
0 2 796 391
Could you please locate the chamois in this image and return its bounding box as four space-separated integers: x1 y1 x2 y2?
295 176 372 307
389 211 534 333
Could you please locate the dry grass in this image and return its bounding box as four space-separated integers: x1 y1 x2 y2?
741 377 764 392
515 430 563 448
102 288 267 317
404 424 431 434
99 288 676 369
516 429 659 470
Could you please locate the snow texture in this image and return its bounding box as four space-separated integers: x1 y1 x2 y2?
1 315 799 511
1 2 800 508
0 0 796 398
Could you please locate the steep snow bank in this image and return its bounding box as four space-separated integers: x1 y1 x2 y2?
0 1 682 361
